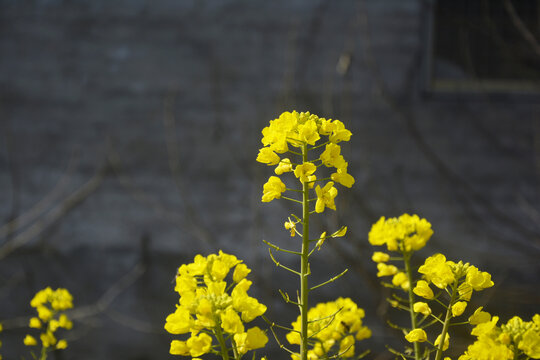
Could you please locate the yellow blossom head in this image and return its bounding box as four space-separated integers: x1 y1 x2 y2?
166 252 267 357
368 214 433 253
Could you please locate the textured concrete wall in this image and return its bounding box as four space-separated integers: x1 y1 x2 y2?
1 0 539 359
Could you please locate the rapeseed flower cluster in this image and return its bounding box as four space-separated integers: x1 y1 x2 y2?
369 214 433 253
413 254 494 302
165 251 268 359
257 111 353 213
404 255 494 353
23 287 73 358
369 214 433 292
459 312 540 360
286 298 371 360
368 215 499 360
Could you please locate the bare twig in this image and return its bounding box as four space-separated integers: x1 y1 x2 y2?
107 140 216 249
70 264 146 320
1 263 145 330
106 308 158 333
0 165 106 260
503 0 540 58
0 153 77 240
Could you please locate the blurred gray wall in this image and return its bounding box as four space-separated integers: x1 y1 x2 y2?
0 0 539 359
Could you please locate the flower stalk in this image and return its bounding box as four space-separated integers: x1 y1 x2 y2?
434 280 458 360
300 143 310 360
404 252 421 360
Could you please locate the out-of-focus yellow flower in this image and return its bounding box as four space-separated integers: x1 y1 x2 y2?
466 266 494 291
413 302 432 316
518 327 540 358
23 335 37 346
40 331 57 348
376 263 398 277
371 251 390 263
29 317 41 329
187 333 213 357
37 306 53 322
256 147 281 165
25 287 74 357
221 308 245 334
435 333 450 351
233 263 251 283
452 302 468 317
413 280 434 300
262 176 286 202
170 340 189 356
275 158 293 175
418 254 455 289
329 120 352 143
320 143 346 169
165 308 192 334
392 272 410 290
405 329 427 343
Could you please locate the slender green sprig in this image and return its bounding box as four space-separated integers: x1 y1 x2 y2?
434 280 458 360
404 252 421 360
299 143 310 360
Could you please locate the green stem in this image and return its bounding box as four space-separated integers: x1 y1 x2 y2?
214 326 231 360
434 281 458 360
404 252 421 360
300 144 310 360
39 346 48 360
231 338 241 360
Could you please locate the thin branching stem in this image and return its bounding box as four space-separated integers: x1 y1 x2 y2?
268 248 301 276
310 269 348 291
434 281 458 360
263 239 302 255
404 251 421 360
299 143 310 360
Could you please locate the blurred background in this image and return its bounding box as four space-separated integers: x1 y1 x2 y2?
1 0 539 359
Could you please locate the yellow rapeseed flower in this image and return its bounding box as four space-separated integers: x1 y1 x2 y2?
331 164 355 188
377 263 398 277
29 317 41 329
413 302 432 316
418 254 455 289
23 335 37 346
435 333 450 351
405 329 427 343
315 182 338 213
256 147 281 165
452 301 468 317
371 251 390 263
275 158 293 175
262 176 286 202
286 298 370 359
413 280 434 300
320 143 346 168
293 163 316 183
